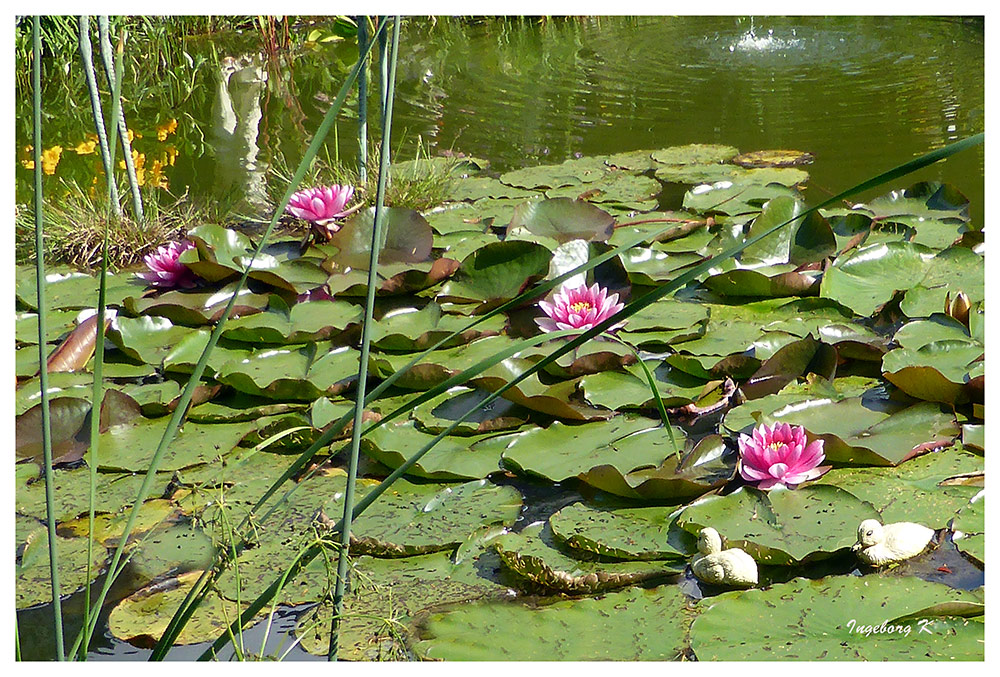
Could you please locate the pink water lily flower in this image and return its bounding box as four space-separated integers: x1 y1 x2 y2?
738 422 828 490
536 283 626 333
136 240 197 289
286 184 355 226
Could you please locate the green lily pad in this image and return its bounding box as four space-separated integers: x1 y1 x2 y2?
499 156 609 190
951 495 984 566
548 502 693 560
242 247 331 294
493 415 667 482
494 522 682 594
690 575 983 660
15 266 140 312
580 434 736 501
372 302 505 351
297 548 506 660
15 309 79 345
818 447 982 528
16 526 107 609
183 223 253 282
108 570 249 646
545 172 661 206
781 400 958 466
899 246 983 319
682 181 800 216
410 386 529 436
820 241 934 316
350 479 522 557
327 258 460 297
423 200 521 235
413 581 693 661
16 466 171 524
161 329 254 376
656 164 808 187
651 143 739 166
447 176 538 201
580 361 707 410
92 416 252 473
391 155 489 182
222 296 361 345
108 314 198 366
361 419 507 480
507 197 615 244
742 196 836 266
327 207 434 270
215 343 361 401
124 282 270 326
437 240 551 312
677 485 881 565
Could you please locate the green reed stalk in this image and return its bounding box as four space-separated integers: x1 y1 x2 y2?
97 16 143 223
356 16 368 186
377 18 388 127
146 20 390 659
195 132 983 660
77 27 124 660
31 15 65 661
77 16 121 218
328 15 400 663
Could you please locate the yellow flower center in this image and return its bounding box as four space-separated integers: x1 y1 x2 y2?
569 301 593 313
767 442 785 452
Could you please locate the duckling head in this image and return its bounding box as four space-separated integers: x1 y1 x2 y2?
697 527 723 555
857 519 885 548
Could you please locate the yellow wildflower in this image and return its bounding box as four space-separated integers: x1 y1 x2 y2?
148 159 169 189
162 145 179 166
119 150 146 186
156 118 178 141
41 146 63 175
74 134 98 155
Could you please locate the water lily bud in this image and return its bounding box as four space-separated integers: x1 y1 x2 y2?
944 291 971 326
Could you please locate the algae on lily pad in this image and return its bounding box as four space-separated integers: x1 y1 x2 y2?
690 575 983 660
817 446 982 528
951 494 984 566
493 415 668 483
350 479 522 557
109 570 249 647
548 502 694 560
413 581 694 661
361 419 508 480
580 434 736 501
677 485 881 565
493 522 682 594
16 527 107 609
297 548 507 659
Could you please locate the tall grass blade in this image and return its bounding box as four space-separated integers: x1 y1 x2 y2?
328 15 400 662
77 16 121 218
31 15 65 661
77 23 124 659
147 19 390 658
356 16 368 186
196 131 982 660
96 16 143 222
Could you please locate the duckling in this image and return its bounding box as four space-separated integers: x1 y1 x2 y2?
853 519 935 567
691 527 758 588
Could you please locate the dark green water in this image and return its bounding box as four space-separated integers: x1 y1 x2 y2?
16 16 984 224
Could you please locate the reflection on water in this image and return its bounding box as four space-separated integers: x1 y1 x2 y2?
15 16 983 225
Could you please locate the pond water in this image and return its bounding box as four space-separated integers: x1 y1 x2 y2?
16 16 984 224
15 15 985 662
